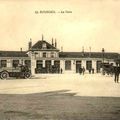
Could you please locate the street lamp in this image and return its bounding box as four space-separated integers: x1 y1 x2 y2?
30 50 37 76
102 48 105 63
102 48 105 75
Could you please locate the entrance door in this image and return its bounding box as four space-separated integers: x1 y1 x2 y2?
96 61 102 73
36 60 43 73
54 60 60 73
86 61 92 70
76 61 81 73
45 60 52 73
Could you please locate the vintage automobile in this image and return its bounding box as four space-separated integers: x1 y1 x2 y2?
0 64 31 79
102 63 114 75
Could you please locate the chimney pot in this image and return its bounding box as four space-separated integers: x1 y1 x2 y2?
52 38 54 46
42 34 44 41
55 39 57 48
20 48 22 52
29 38 32 50
61 46 63 52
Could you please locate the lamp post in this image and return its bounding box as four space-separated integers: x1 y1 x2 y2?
30 50 36 76
102 48 105 75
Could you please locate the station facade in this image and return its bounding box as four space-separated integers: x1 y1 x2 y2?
0 38 119 75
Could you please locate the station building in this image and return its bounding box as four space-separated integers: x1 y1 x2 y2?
0 37 119 75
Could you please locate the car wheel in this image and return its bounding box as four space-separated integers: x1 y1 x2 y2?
24 72 31 79
0 71 9 79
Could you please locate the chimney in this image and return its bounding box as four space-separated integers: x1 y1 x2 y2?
28 38 32 50
61 46 63 52
82 46 84 52
52 38 54 46
89 46 91 57
42 34 44 41
82 46 84 56
20 48 22 52
55 39 57 48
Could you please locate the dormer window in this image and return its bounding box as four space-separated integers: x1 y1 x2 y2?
42 43 47 49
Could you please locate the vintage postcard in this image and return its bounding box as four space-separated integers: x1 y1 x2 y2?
0 0 120 120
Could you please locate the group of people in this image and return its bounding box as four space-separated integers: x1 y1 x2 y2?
102 63 120 83
78 64 120 83
79 67 95 75
88 68 95 74
79 67 85 75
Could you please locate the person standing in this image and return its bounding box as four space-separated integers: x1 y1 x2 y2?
79 67 82 75
88 68 91 74
92 68 94 74
60 68 63 74
82 67 85 75
114 64 120 83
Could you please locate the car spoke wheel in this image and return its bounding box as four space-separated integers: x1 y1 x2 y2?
24 72 31 79
1 71 9 79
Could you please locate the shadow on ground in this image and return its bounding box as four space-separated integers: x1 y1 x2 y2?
0 90 120 120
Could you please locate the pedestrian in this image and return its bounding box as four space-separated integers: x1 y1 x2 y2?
82 67 85 75
60 68 63 74
58 68 60 73
114 64 120 83
92 68 94 74
79 67 82 74
89 68 91 74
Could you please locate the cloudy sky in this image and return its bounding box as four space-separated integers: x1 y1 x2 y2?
0 0 120 53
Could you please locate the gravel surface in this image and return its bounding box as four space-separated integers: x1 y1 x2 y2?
0 74 120 120
0 91 120 120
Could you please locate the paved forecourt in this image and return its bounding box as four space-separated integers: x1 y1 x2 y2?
0 73 119 97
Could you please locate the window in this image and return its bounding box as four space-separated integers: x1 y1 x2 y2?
36 60 43 69
65 60 71 70
86 61 92 70
1 60 7 67
13 60 19 68
42 43 47 49
43 52 46 57
51 52 54 58
54 60 60 68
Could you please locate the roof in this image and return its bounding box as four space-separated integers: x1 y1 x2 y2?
31 40 59 51
0 51 28 57
0 50 119 59
59 52 119 59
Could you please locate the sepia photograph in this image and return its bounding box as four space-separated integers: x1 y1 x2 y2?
0 0 120 119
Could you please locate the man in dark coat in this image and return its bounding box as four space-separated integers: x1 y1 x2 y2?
60 68 63 74
82 67 85 75
114 64 120 83
79 67 82 75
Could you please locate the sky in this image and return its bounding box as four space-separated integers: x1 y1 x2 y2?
0 0 120 53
